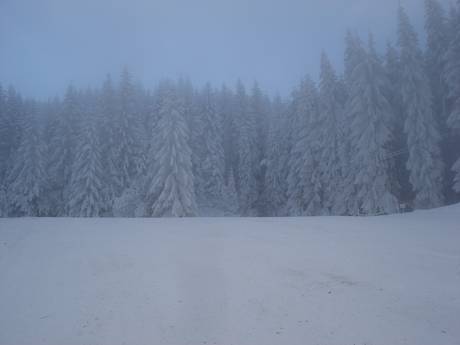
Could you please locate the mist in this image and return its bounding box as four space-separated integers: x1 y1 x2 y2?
0 0 449 99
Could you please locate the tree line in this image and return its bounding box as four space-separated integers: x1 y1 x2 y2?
0 1 459 217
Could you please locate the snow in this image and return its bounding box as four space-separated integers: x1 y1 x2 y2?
1 206 460 345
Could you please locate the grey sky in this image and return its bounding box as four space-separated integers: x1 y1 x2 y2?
0 0 452 99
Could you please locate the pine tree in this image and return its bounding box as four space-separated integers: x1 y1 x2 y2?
99 74 120 211
286 77 323 216
265 95 289 216
385 43 412 204
234 81 257 215
0 86 23 183
248 83 269 216
144 81 197 217
218 85 238 187
317 52 345 213
114 68 142 195
0 84 7 215
196 84 225 202
445 0 460 192
47 85 80 215
40 98 61 215
341 36 399 215
425 0 449 122
336 32 363 215
399 5 444 209
0 84 6 181
7 102 45 216
67 92 105 217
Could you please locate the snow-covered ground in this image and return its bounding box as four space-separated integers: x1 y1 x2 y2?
1 206 459 345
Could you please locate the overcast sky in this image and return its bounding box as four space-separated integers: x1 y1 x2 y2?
0 0 453 99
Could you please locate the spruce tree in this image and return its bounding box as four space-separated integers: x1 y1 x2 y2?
145 81 197 217
115 68 142 195
67 92 105 217
47 85 80 215
265 95 289 216
385 43 412 204
7 102 45 216
399 5 444 209
196 84 225 202
99 74 120 211
425 0 449 122
0 84 7 215
0 86 23 183
445 0 460 192
234 81 257 215
341 36 399 215
286 77 322 216
218 85 238 187
336 32 363 215
248 83 269 216
317 52 345 213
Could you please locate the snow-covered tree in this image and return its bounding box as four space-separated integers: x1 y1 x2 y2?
286 77 323 216
47 85 80 215
114 68 143 195
0 84 7 215
218 85 238 186
7 102 45 216
195 84 225 202
67 92 105 217
144 81 197 217
339 36 399 215
0 84 6 182
317 52 345 213
336 32 363 215
265 95 289 216
399 5 445 208
385 43 412 203
99 74 120 212
0 86 23 183
248 83 269 216
234 81 257 215
445 0 460 192
425 0 449 123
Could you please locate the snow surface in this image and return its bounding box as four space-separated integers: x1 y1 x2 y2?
1 206 460 345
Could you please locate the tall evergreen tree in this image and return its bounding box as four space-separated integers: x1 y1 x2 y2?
195 84 225 201
47 85 80 215
445 0 460 192
265 95 289 216
0 84 6 216
0 86 23 182
114 68 142 195
317 52 345 213
339 36 399 215
234 81 257 215
425 0 454 200
67 92 105 217
399 5 444 209
99 74 120 211
144 81 197 217
218 85 238 186
425 0 449 122
7 102 45 216
248 83 269 216
385 42 412 204
286 77 323 216
336 32 363 215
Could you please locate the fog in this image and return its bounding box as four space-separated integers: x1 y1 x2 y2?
0 0 449 98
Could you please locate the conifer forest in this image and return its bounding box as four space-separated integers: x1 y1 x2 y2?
1 1 460 218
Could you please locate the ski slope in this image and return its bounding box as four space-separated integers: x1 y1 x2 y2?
1 205 459 345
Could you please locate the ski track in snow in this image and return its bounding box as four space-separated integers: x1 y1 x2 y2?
0 206 459 345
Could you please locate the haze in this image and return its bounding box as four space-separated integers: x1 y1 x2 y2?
0 0 451 98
